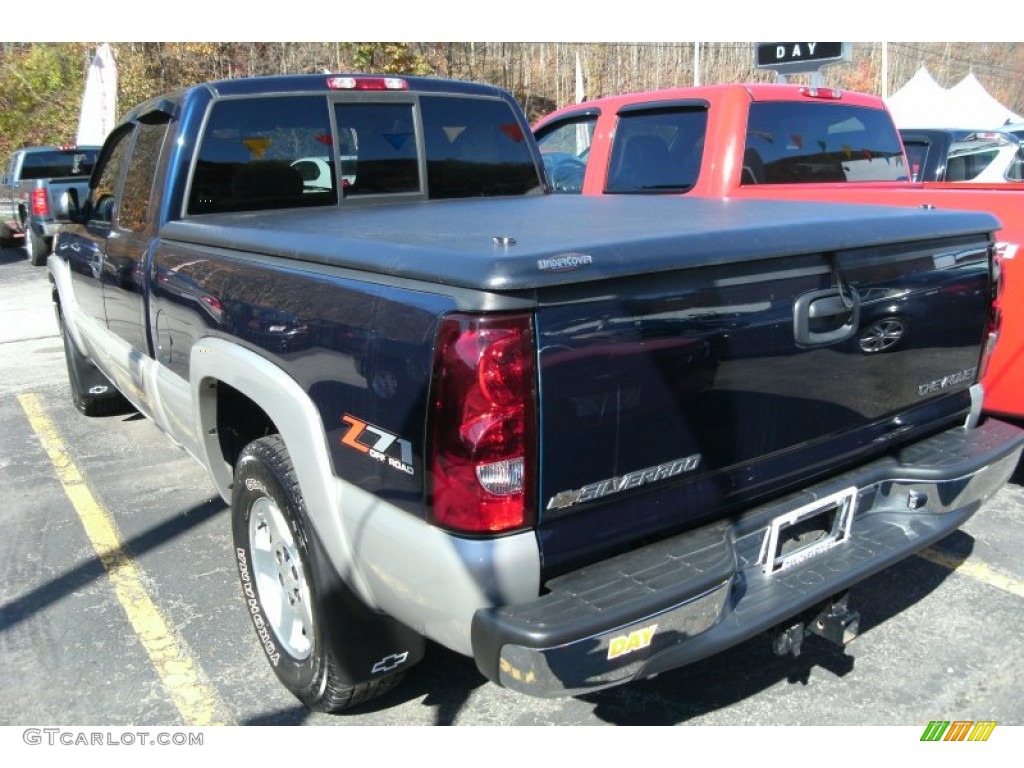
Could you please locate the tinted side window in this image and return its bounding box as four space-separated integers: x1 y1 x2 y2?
946 149 1000 181
902 140 931 182
535 116 596 194
1007 146 1024 181
606 107 706 193
744 103 907 184
119 120 169 232
190 96 337 214
421 95 541 198
89 129 133 224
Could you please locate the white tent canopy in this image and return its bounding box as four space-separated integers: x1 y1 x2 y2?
885 67 948 127
885 66 1023 129
948 73 1023 127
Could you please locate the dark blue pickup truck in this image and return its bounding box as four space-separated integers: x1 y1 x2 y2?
49 73 1024 713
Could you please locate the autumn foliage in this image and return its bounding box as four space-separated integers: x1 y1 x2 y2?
2 42 1023 161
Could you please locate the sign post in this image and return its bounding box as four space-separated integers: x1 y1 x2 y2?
754 42 851 85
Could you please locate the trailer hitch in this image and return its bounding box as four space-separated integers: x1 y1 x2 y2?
771 592 860 657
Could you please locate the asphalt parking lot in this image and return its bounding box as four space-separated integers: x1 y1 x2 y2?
1 244 1022 729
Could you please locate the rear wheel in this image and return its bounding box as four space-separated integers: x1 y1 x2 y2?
231 435 413 712
26 225 49 266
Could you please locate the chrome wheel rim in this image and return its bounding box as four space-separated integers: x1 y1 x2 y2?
248 496 314 660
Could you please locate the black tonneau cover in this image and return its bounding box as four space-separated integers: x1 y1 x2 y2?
160 195 998 291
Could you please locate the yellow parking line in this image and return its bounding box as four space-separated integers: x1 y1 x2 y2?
17 393 231 726
918 546 1024 599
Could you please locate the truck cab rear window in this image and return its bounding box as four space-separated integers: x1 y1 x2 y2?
420 95 541 198
20 149 97 180
743 102 907 184
333 97 541 198
189 94 541 214
335 102 419 196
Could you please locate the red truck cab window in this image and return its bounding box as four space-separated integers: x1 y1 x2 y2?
605 107 707 193
743 102 908 184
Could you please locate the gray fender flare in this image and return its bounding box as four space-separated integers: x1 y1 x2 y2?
189 336 377 607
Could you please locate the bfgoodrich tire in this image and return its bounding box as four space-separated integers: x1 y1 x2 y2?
231 435 413 712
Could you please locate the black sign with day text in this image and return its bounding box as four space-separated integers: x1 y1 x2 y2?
756 42 845 68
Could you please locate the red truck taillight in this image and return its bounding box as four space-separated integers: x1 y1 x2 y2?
980 244 1008 379
428 312 537 534
30 188 49 216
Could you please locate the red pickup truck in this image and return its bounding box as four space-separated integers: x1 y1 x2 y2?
533 83 1023 420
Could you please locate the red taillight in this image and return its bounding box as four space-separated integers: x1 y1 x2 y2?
980 243 1009 379
31 188 49 216
327 76 408 91
429 313 536 534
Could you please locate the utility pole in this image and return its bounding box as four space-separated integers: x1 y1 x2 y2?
881 42 888 99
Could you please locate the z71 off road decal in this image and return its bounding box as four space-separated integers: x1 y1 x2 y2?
340 414 415 476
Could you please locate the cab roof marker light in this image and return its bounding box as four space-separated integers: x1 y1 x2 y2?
327 76 408 91
799 87 842 100
964 132 1012 144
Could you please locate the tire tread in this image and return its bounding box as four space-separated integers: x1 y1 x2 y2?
236 436 406 713
27 227 49 266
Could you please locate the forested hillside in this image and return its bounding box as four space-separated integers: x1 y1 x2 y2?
2 42 1022 158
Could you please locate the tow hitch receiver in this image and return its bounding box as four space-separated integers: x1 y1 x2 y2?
771 592 860 657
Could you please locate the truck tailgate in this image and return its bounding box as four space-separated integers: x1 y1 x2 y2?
534 234 992 574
